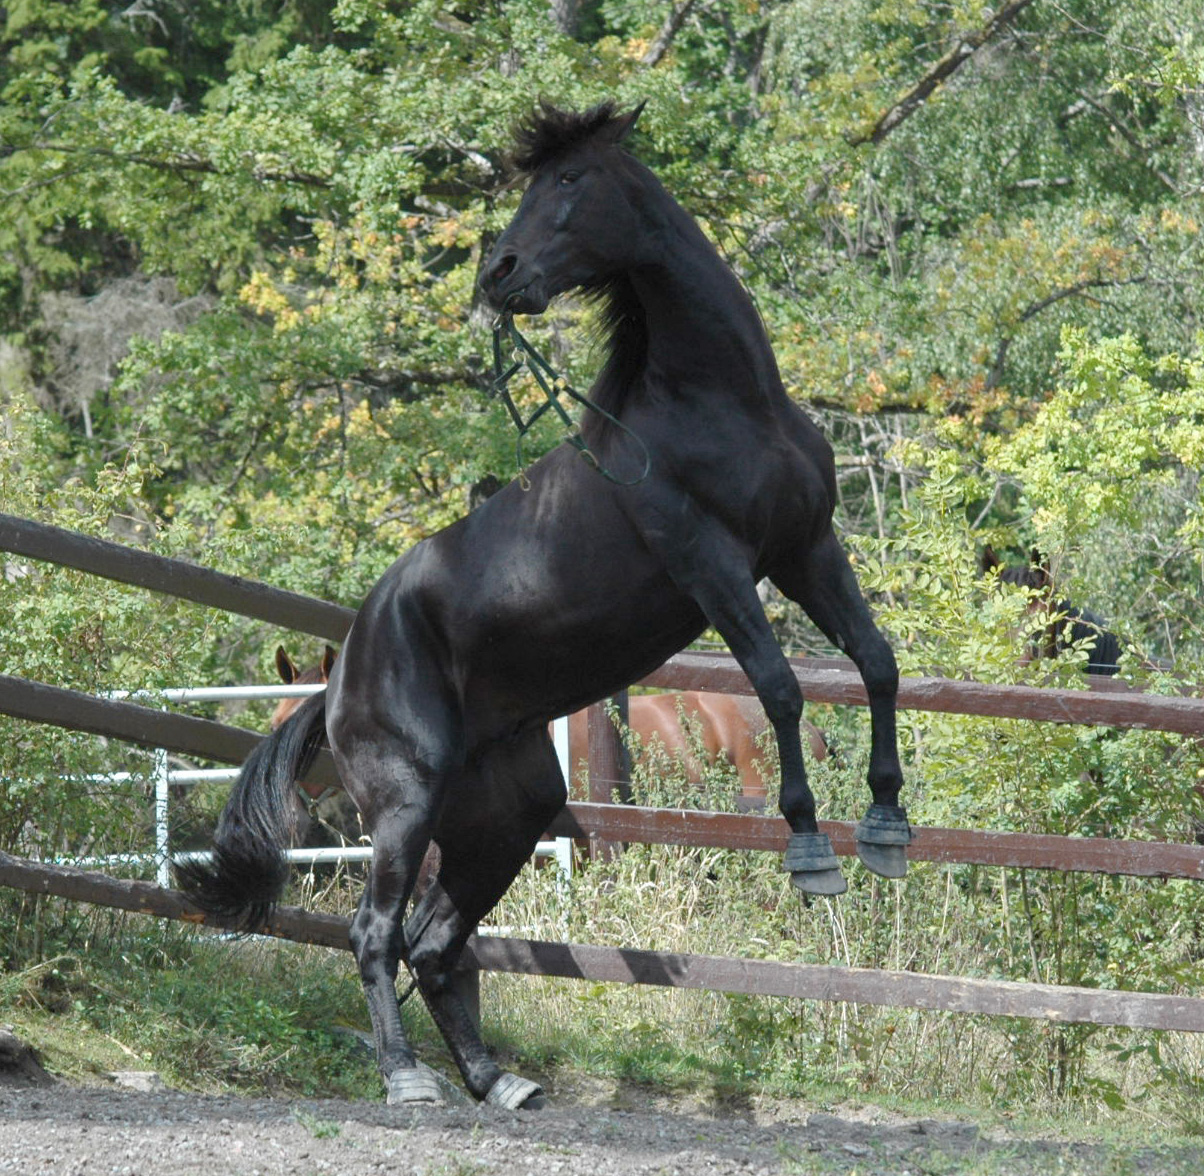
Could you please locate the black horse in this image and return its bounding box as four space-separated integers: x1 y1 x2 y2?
981 546 1122 675
178 102 909 1110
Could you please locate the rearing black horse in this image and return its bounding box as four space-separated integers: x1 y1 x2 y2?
178 102 909 1111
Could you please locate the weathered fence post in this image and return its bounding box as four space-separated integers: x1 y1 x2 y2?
586 692 630 860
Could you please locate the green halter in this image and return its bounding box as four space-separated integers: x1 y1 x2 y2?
489 309 650 488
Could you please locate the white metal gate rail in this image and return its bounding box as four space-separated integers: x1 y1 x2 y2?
66 684 573 887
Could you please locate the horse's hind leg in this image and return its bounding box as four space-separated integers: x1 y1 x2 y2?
350 805 446 1104
404 729 566 1109
325 696 455 1106
772 528 910 878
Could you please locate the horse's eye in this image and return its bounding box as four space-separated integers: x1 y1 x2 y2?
558 170 580 187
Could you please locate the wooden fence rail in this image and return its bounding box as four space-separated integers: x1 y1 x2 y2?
0 513 354 641
2 674 1202 880
4 851 1204 1033
643 650 1204 736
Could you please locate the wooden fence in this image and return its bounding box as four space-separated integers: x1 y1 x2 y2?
3 513 1204 1034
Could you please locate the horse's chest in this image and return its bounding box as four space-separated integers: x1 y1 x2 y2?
675 442 827 545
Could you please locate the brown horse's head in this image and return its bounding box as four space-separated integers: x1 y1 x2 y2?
270 644 336 729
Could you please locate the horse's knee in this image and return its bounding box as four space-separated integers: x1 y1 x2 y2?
753 663 802 727
859 635 899 697
404 923 463 998
349 905 406 985
525 769 569 817
405 940 444 987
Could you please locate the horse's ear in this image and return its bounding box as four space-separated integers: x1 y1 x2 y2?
609 100 647 144
275 646 298 684
1025 548 1054 587
320 645 337 680
980 545 1000 574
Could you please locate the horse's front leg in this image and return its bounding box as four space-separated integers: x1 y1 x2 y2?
771 528 911 880
653 528 847 895
406 730 566 1108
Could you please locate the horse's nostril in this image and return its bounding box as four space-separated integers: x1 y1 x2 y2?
491 255 516 285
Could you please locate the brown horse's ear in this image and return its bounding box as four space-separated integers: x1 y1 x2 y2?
980 545 1001 574
609 100 647 144
1030 548 1052 589
320 645 337 680
275 646 298 684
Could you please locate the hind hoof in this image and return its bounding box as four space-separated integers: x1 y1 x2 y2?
485 1071 545 1110
386 1064 444 1106
783 832 847 896
855 804 912 879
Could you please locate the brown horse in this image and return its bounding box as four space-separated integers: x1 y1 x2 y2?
272 645 336 731
568 692 826 805
274 644 377 851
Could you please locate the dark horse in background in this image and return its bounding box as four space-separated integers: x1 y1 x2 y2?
981 546 1122 675
179 103 909 1110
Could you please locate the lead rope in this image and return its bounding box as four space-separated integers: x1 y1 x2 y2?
489 309 650 488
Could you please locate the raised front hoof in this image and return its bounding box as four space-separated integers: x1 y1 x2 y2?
855 804 912 880
855 841 909 879
789 866 848 896
783 832 847 896
485 1071 546 1111
386 1064 444 1106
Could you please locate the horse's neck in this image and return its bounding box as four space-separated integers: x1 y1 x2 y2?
628 203 783 400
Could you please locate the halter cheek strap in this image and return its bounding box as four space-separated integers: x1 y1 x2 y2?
489 308 650 488
296 782 340 820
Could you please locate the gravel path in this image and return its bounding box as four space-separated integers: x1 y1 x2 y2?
4 1068 1204 1176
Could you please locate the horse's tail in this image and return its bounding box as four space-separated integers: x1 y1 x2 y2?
175 690 329 931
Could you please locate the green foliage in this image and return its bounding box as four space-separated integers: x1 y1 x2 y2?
5 0 1203 521
4 924 381 1098
879 329 1204 667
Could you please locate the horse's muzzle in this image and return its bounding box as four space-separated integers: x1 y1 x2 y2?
481 253 549 315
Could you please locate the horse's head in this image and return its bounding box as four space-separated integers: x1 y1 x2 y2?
481 101 649 315
981 545 1052 596
980 547 1123 672
271 644 336 730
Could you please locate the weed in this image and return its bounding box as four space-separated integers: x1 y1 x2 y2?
421 1158 489 1176
294 1110 341 1139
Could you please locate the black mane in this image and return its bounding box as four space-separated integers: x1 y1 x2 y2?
581 274 646 442
510 102 652 433
510 101 624 173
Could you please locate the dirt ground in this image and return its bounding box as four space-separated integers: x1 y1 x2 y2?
4 1044 1204 1176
